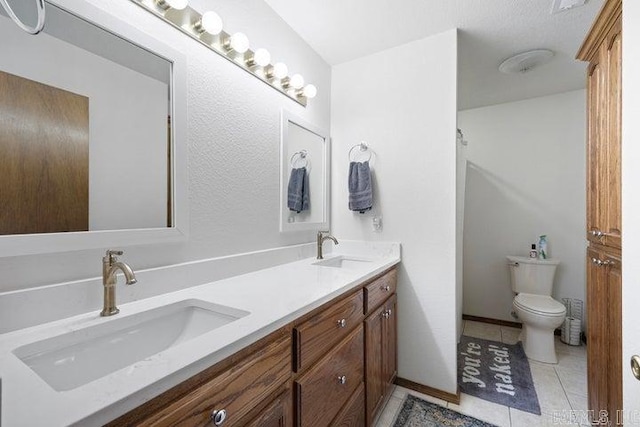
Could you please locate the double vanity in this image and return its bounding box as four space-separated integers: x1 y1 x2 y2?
0 242 400 426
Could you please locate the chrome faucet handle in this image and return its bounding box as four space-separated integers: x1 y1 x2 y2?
105 249 124 263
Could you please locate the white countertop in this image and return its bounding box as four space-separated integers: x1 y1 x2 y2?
0 243 400 426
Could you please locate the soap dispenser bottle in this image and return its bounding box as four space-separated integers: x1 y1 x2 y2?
538 235 548 260
529 244 538 259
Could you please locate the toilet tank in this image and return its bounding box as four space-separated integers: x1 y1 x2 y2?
506 256 560 295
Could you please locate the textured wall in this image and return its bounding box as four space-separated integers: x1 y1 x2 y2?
0 0 331 292
458 90 586 325
331 30 459 394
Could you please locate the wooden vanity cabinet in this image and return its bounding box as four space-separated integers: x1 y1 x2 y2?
109 266 399 427
107 329 292 427
364 272 398 427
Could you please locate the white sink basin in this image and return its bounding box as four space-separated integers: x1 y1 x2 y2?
313 256 374 269
13 299 249 391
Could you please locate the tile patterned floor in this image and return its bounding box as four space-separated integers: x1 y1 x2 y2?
376 320 588 427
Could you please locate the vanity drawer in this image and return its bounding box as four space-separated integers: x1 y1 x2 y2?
293 290 364 372
295 325 364 427
331 382 365 427
140 334 291 427
365 268 397 313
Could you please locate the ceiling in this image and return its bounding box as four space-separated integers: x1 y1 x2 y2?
263 0 604 110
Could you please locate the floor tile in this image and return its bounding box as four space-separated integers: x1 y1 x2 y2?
567 392 588 412
511 407 579 426
555 338 586 358
463 320 502 341
528 362 573 416
448 393 511 427
556 351 587 373
501 326 522 344
555 366 587 397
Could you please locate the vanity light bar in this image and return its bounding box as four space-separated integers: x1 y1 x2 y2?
130 0 317 107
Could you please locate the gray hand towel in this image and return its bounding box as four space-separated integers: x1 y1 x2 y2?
348 161 373 213
287 167 309 213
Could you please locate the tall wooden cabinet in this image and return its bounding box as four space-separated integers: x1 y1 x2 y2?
577 0 622 424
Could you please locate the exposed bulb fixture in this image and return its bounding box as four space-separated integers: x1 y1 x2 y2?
246 48 271 67
302 84 317 99
132 0 318 105
156 0 188 11
290 74 304 89
195 11 223 35
498 49 554 74
228 32 249 53
272 62 288 79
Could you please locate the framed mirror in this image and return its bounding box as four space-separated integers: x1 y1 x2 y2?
279 111 330 232
0 0 187 257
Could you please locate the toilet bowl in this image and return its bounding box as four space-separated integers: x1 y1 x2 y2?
507 256 566 364
513 293 566 363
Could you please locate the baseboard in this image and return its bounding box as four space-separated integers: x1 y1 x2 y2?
395 377 460 405
462 314 522 329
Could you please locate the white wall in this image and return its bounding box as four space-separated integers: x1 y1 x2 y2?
331 30 459 394
458 90 586 325
622 0 640 417
0 15 168 230
0 0 331 292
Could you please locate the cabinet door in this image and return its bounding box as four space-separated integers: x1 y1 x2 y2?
383 295 398 390
365 304 385 427
603 18 622 249
606 251 622 425
586 54 607 245
587 248 609 422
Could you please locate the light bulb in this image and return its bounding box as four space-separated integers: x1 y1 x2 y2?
290 74 304 89
273 62 288 79
253 48 271 67
199 11 223 35
229 32 249 53
157 0 188 10
302 84 317 99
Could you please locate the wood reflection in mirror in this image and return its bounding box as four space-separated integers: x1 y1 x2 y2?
0 70 89 235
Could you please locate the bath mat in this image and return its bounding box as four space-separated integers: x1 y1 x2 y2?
393 394 497 427
458 335 541 415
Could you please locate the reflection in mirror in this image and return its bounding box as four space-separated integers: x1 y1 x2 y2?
280 111 330 232
0 2 171 236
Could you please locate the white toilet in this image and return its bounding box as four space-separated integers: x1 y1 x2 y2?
507 255 566 364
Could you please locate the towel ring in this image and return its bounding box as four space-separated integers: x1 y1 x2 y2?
290 150 309 168
349 142 372 162
0 0 46 35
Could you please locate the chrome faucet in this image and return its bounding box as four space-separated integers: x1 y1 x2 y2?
317 231 339 260
101 250 137 317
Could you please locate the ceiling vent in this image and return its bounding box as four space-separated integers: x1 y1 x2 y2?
551 0 588 14
499 50 555 74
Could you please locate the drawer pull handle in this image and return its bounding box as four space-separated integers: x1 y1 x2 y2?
338 375 347 385
337 318 347 328
590 230 604 238
382 310 390 319
591 257 616 267
381 285 391 292
211 409 227 425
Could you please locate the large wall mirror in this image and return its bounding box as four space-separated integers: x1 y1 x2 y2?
280 111 330 232
0 0 187 257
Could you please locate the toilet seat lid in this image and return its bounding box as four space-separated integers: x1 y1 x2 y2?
514 293 566 315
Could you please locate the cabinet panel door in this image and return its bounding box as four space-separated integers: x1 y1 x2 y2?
606 251 622 424
365 304 385 426
383 295 398 389
587 248 610 422
586 58 606 244
604 19 622 249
